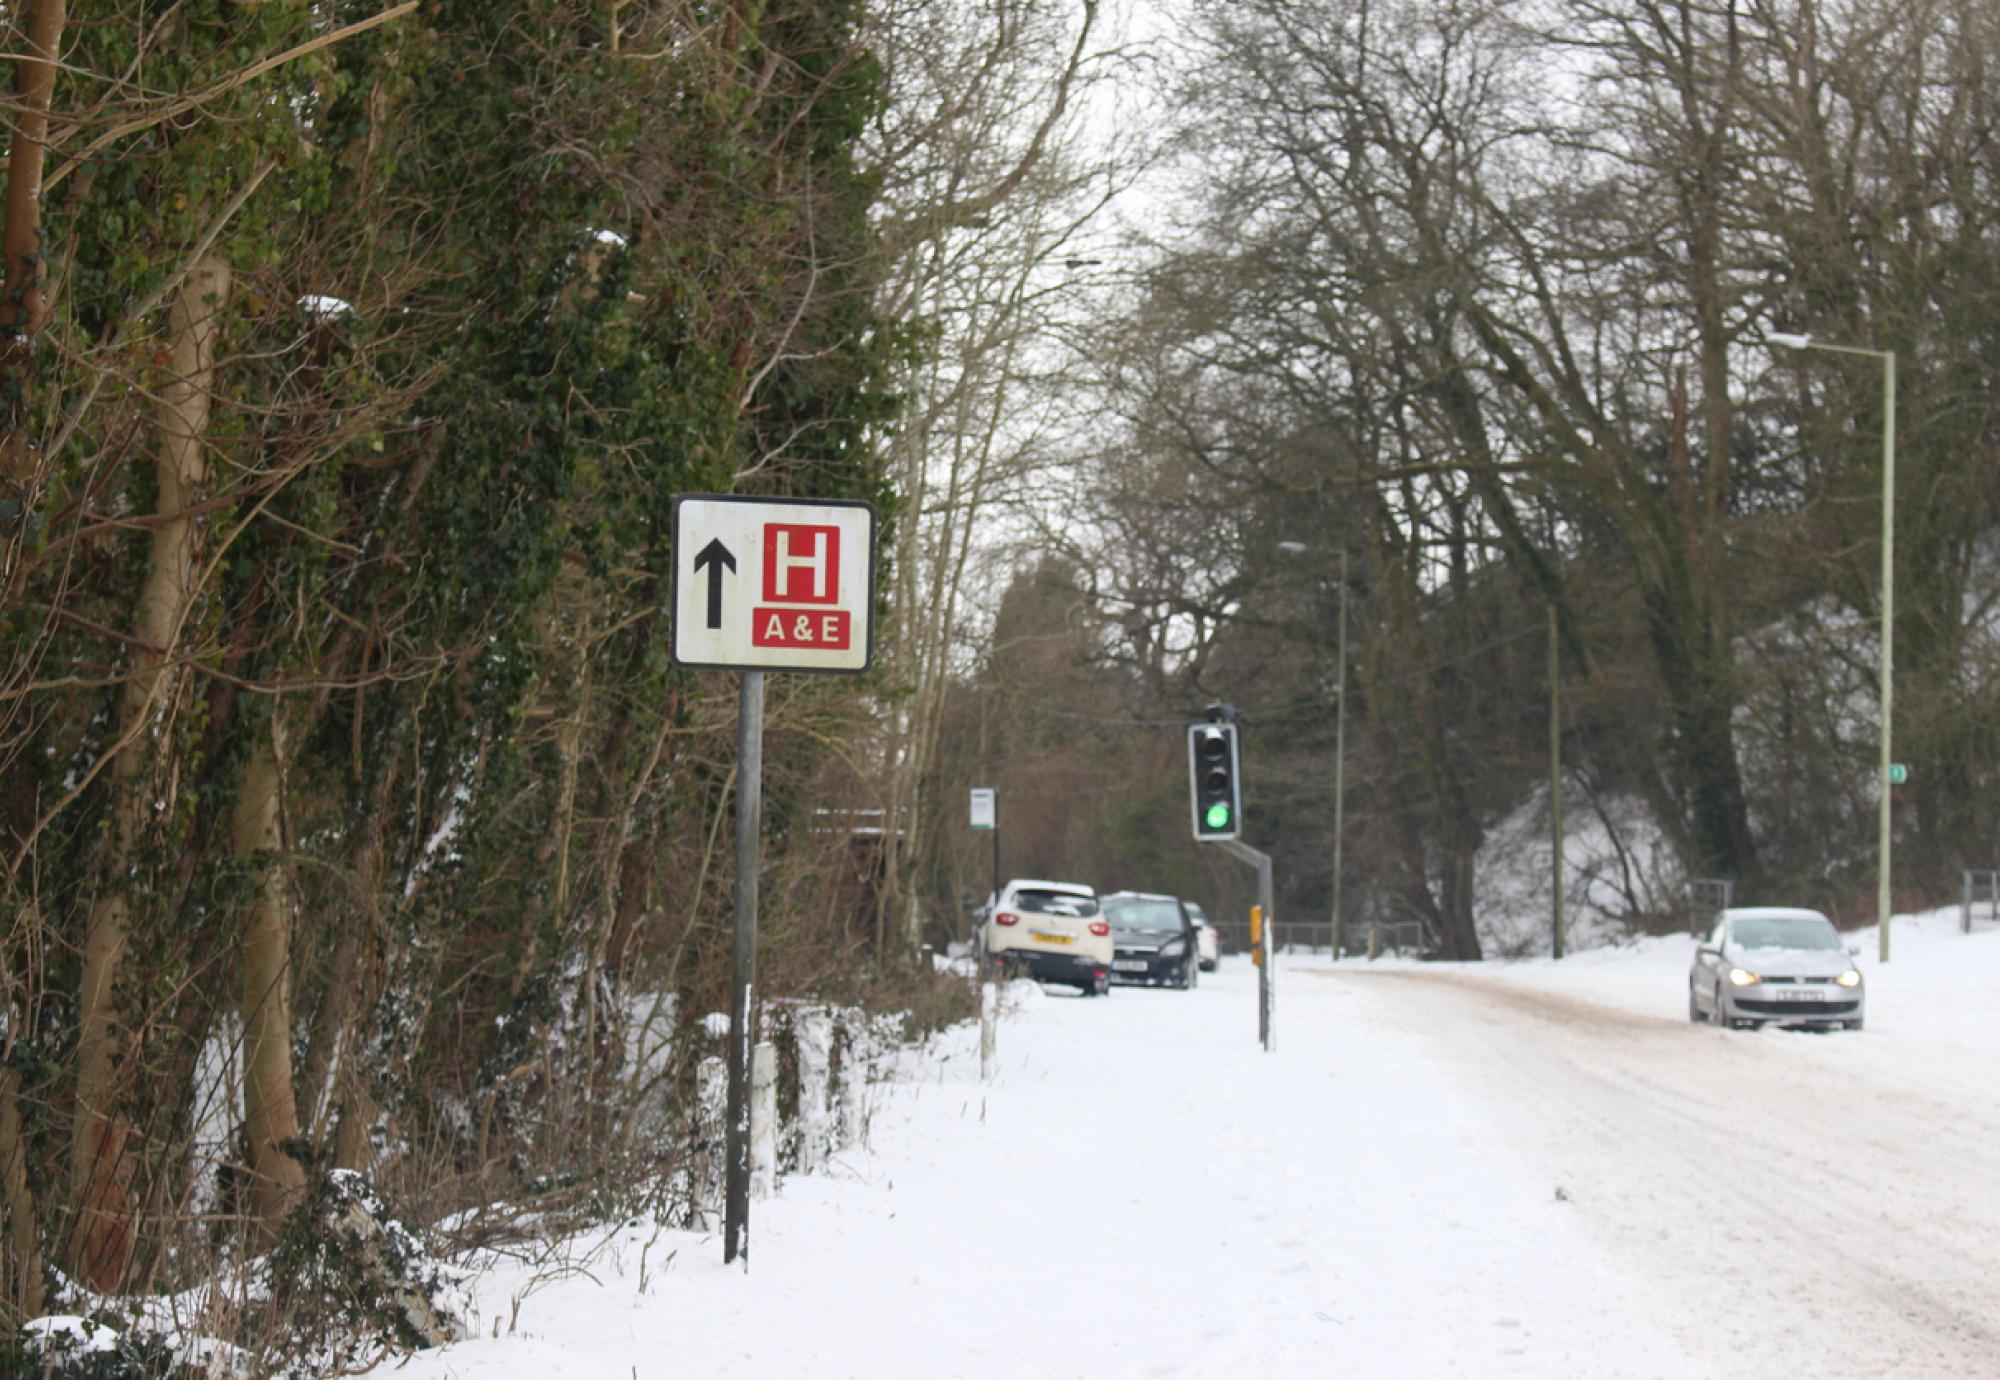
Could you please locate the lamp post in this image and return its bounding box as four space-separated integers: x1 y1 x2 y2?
1766 332 1897 963
1279 540 1347 957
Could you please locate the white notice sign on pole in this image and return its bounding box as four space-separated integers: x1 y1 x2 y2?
670 495 877 674
969 788 996 830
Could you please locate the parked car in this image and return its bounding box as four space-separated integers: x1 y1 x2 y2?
1185 902 1220 971
1689 907 1864 1031
1099 891 1200 989
980 879 1112 996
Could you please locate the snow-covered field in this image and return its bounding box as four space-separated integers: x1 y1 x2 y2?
364 907 2000 1380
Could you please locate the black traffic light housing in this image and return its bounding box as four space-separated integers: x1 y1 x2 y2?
1188 719 1242 841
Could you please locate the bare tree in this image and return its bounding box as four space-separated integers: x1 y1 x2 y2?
863 0 1139 946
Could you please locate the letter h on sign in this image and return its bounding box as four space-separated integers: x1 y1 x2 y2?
764 525 839 604
753 523 851 651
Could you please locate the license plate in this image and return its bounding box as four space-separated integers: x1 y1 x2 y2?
1770 988 1828 1001
1029 930 1072 945
1113 959 1150 972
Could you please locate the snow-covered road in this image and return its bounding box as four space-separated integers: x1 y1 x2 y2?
1334 963 2000 1377
371 914 2000 1380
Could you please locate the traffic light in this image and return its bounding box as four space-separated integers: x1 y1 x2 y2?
1188 721 1242 841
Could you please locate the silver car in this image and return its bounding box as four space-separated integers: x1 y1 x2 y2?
1689 907 1865 1031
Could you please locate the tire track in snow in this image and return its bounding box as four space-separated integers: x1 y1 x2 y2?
1315 968 2000 1379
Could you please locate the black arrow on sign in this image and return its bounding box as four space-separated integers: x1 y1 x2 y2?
692 538 737 629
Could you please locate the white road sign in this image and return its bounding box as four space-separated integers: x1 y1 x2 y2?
969 788 996 829
670 495 877 674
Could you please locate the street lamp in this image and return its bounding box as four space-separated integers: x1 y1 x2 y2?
1278 539 1348 958
1766 331 1897 963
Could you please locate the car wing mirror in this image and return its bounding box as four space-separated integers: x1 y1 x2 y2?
1847 944 1861 957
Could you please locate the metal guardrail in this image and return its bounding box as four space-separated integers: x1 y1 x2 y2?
1343 921 1427 958
1964 870 2000 934
1217 921 1334 954
1687 877 1733 936
1215 919 1429 958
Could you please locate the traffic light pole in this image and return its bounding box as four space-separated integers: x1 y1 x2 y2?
1188 713 1268 1051
1219 839 1275 1052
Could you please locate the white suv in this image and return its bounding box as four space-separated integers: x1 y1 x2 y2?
980 879 1112 996
1186 902 1221 971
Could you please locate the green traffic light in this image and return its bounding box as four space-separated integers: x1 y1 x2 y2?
1205 802 1232 830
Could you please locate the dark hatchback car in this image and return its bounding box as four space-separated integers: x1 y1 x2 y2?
1100 891 1199 989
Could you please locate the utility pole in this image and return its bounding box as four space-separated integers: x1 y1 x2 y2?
1331 547 1349 958
1763 334 1896 961
1550 602 1565 960
1280 536 1344 956
1877 351 1896 963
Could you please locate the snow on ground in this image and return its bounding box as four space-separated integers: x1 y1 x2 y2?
363 905 2000 1380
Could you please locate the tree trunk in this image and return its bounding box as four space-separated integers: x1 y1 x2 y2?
0 0 66 341
233 734 306 1232
68 250 230 1286
0 0 68 576
1643 575 1760 884
1437 833 1482 962
0 1063 42 1326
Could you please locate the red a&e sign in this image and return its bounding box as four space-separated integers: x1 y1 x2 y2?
754 523 851 650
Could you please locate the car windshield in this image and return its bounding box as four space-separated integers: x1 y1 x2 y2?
1103 897 1184 932
1731 916 1841 951
1013 889 1097 917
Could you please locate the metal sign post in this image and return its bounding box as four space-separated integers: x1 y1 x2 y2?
670 494 876 1268
723 669 763 1263
970 787 999 907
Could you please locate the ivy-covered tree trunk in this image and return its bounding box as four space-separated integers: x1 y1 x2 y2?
0 0 67 575
233 732 306 1233
1642 550 1760 887
0 1058 40 1324
69 249 230 1288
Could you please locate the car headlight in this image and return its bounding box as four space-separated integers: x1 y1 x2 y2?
1160 938 1186 957
1727 966 1760 987
1836 969 1863 988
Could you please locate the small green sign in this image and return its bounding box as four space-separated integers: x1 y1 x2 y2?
1889 763 1910 785
1205 802 1232 831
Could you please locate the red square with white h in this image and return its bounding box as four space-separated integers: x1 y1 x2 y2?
762 524 840 605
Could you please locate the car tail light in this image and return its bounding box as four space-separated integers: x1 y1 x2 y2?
1088 920 1110 937
995 911 1020 926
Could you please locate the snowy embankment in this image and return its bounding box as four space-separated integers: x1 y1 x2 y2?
360 906 2000 1380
